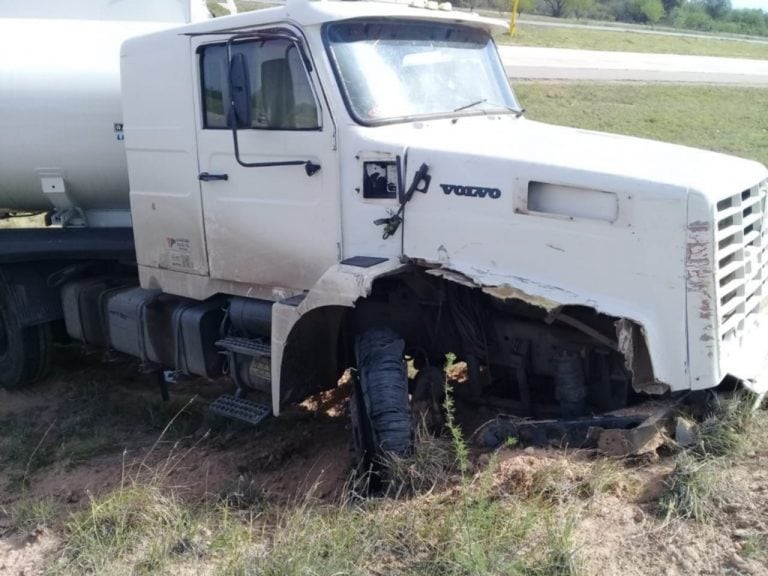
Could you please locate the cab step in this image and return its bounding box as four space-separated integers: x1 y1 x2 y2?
215 336 271 358
209 394 271 425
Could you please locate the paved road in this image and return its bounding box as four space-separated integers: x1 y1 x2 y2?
500 45 768 85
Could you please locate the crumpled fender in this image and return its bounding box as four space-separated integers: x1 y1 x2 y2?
270 258 409 414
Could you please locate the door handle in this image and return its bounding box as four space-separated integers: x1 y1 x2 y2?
199 172 229 182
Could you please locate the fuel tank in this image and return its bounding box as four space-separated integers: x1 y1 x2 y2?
0 1 208 219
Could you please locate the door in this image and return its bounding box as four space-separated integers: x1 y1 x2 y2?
194 33 339 291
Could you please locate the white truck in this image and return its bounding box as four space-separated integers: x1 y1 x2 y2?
0 0 766 461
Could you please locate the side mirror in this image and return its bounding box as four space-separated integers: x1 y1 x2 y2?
229 52 251 128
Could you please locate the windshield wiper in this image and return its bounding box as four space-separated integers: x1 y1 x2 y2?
452 99 525 117
453 98 487 112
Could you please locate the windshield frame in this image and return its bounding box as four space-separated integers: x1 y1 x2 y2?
322 18 520 127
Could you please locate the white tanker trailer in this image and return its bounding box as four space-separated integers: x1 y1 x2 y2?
0 0 766 467
0 0 209 225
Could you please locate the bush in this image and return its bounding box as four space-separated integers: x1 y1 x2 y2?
672 4 715 31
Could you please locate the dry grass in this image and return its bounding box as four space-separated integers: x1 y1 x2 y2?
658 394 767 524
5 387 767 574
658 453 729 523
383 420 456 496
40 381 584 576
46 460 584 576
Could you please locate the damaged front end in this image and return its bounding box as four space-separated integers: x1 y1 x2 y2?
350 263 671 423
424 267 667 416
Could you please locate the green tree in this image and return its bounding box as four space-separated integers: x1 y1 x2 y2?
569 0 597 19
639 0 665 23
695 0 732 20
543 0 568 17
516 0 535 14
662 0 683 12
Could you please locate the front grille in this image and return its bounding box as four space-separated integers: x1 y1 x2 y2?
715 182 768 340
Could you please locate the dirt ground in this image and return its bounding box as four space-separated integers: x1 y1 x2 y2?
0 349 353 574
1 348 767 575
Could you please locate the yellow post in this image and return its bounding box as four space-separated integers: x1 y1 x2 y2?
509 0 520 35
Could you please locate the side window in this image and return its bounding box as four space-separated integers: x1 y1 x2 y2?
200 38 320 130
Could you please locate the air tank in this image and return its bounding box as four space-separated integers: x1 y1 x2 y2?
0 1 209 223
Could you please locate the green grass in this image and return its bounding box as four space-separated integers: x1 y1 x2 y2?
50 476 582 576
498 24 768 60
0 362 213 488
205 0 272 17
658 395 768 524
515 83 768 167
741 532 768 562
658 453 728 523
2 497 60 533
47 384 582 576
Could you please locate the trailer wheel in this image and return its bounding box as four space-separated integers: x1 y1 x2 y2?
351 329 412 470
0 275 53 388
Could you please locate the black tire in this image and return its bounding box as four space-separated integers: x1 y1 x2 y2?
351 329 412 469
0 273 53 388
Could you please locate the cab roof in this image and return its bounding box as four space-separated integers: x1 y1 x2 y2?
180 0 508 36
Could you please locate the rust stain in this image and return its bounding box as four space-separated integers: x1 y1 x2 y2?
685 220 714 321
686 219 717 358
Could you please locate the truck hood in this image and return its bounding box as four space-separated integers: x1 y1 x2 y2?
361 115 767 201
349 115 766 339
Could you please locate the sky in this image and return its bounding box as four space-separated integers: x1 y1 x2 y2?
731 0 767 9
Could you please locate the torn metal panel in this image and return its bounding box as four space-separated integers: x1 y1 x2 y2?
430 264 673 396
426 267 562 311
615 318 669 395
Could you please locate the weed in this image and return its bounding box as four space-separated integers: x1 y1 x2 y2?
4 497 59 533
58 485 205 574
384 418 455 496
531 461 576 504
740 532 768 561
694 394 755 459
443 383 469 475
658 453 728 523
523 512 582 576
56 434 115 467
578 459 638 500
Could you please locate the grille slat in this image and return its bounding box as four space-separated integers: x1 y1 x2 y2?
720 313 742 338
743 212 762 229
742 195 762 211
714 182 767 342
715 224 741 243
717 258 743 280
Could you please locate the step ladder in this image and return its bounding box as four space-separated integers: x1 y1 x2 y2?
215 336 272 359
210 336 272 425
209 394 271 425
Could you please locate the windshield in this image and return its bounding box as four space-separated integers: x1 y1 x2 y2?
324 19 520 124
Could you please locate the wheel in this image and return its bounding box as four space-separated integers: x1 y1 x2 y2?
0 273 53 388
351 329 412 470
